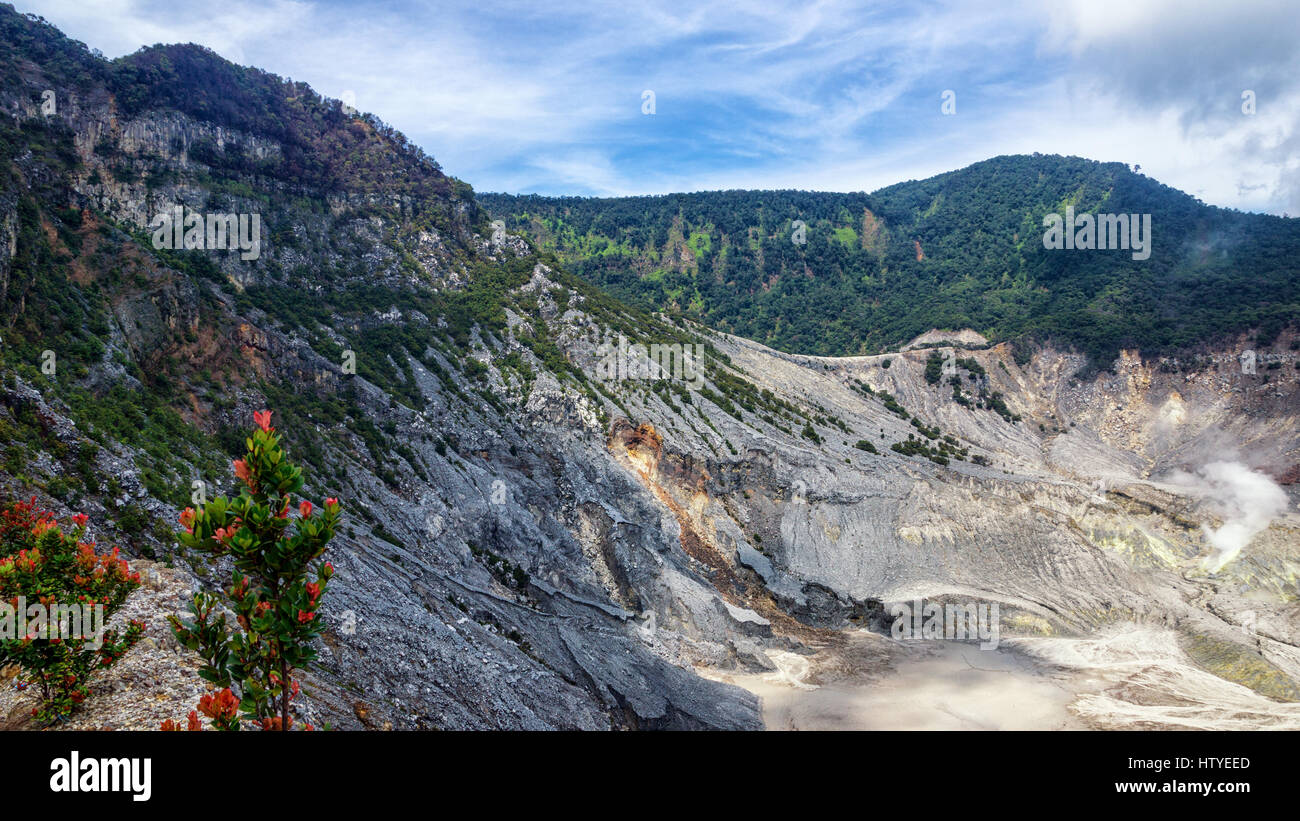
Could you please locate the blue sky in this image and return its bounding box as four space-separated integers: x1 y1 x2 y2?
20 0 1300 214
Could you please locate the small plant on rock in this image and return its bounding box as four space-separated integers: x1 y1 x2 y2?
0 499 144 725
167 410 339 731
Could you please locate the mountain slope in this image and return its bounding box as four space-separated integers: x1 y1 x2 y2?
480 156 1300 365
0 5 771 729
1 5 1298 731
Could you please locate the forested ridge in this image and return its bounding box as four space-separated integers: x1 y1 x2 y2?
481 155 1300 366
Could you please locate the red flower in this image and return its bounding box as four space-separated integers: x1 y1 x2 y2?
72 513 88 528
160 719 181 731
253 409 273 432
299 500 313 518
233 459 251 483
198 688 240 721
325 497 339 508
187 710 203 731
297 609 314 624
178 508 195 532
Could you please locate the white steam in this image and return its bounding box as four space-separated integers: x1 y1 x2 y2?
1166 461 1290 573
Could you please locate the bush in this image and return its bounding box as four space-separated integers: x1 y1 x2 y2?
0 498 144 725
924 352 944 385
167 410 340 731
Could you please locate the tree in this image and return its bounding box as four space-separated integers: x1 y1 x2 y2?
168 410 340 731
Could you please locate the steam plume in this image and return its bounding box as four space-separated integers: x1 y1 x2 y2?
1167 461 1289 573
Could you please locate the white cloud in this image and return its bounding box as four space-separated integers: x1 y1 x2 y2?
19 0 1300 211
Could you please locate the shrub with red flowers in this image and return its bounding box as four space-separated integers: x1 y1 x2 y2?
0 498 145 725
167 410 339 731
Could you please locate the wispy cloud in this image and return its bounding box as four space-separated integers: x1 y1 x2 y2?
20 0 1299 212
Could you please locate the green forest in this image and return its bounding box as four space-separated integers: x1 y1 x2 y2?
481 155 1300 367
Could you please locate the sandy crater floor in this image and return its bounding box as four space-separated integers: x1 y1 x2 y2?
707 626 1300 731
